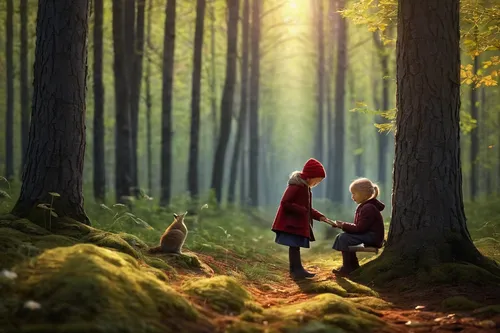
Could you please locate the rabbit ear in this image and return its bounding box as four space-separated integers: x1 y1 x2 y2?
184 211 188 216
173 213 178 219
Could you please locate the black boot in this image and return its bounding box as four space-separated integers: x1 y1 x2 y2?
332 251 350 275
289 247 315 279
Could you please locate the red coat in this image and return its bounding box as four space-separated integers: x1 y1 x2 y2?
271 176 325 241
340 198 385 247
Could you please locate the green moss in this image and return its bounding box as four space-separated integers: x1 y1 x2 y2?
118 232 149 249
182 276 251 314
239 311 266 323
473 305 500 316
0 218 50 236
441 296 481 311
162 252 203 269
298 280 347 297
1 244 207 333
143 256 176 274
263 294 386 332
32 234 78 250
225 321 266 333
81 231 141 259
348 297 393 310
334 277 378 296
417 262 500 285
287 321 345 333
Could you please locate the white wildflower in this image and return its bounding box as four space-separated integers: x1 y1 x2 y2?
24 300 42 310
1 269 17 280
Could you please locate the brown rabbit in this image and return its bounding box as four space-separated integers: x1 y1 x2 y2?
148 212 188 254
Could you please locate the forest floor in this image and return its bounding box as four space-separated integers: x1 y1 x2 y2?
1 200 500 333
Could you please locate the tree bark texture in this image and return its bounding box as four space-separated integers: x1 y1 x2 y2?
315 0 325 163
469 56 479 201
146 0 153 194
188 0 206 199
228 0 250 204
130 0 146 195
5 0 14 180
332 0 347 204
12 0 90 225
93 0 106 203
210 0 218 149
387 0 483 264
326 0 337 201
20 0 30 173
248 0 261 207
160 0 176 206
211 0 239 204
112 0 133 203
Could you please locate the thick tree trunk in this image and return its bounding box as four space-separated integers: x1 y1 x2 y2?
160 0 176 207
130 0 146 195
12 0 90 225
146 0 153 194
211 0 239 204
20 0 30 173
385 0 483 264
188 0 206 199
5 0 14 180
469 56 479 201
112 0 133 203
228 0 250 204
315 0 325 163
332 0 347 204
248 0 262 207
93 0 106 203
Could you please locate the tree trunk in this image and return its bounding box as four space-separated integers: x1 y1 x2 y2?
379 0 486 268
481 86 491 195
12 0 90 225
130 0 146 196
5 0 14 180
160 0 176 207
373 31 390 193
211 0 239 204
326 0 337 201
315 0 325 163
248 0 262 207
112 0 133 203
146 0 153 194
469 55 479 201
209 0 218 149
228 0 250 204
20 0 30 173
332 0 347 204
188 0 206 200
93 0 106 203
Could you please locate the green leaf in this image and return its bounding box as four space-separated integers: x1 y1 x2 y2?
48 192 61 197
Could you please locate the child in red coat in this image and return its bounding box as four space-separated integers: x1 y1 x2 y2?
272 158 329 279
331 177 385 276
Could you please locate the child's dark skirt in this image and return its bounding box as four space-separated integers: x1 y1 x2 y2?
332 231 377 251
275 231 310 248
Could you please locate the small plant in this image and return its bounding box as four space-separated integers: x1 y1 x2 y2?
37 192 60 230
0 176 11 200
100 203 154 231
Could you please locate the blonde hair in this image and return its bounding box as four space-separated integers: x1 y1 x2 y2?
349 178 379 201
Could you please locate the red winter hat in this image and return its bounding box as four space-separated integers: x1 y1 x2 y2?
300 158 326 179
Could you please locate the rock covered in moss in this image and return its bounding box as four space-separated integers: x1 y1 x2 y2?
0 244 212 333
182 275 253 314
441 295 481 311
263 294 390 333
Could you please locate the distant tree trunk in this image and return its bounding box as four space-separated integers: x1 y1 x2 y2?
12 0 90 225
160 0 176 207
112 0 133 203
370 0 490 271
209 0 218 149
228 0 250 204
248 0 262 207
470 55 479 201
188 0 206 200
93 0 106 203
315 0 325 163
332 0 347 204
347 69 364 177
211 0 239 204
130 0 146 195
326 0 337 201
373 31 390 191
146 0 153 194
481 87 491 195
5 0 14 180
20 0 30 173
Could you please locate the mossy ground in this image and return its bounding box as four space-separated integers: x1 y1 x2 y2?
1 194 500 332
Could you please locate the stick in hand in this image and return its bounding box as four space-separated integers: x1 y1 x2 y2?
322 218 339 228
